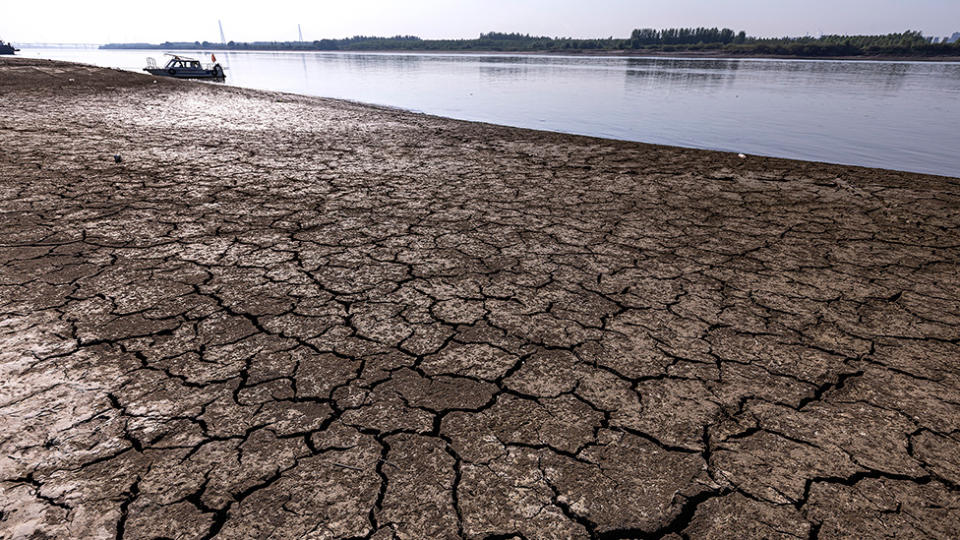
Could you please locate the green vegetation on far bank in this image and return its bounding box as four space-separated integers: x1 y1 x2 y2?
102 28 960 57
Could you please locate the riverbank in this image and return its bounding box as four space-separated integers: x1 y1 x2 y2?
98 45 960 62
401 49 960 62
541 48 960 62
2 57 959 538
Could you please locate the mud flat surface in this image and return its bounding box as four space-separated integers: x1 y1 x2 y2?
1 57 959 539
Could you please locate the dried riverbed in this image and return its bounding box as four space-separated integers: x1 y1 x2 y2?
1 57 959 539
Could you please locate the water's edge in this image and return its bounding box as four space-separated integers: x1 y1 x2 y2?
17 49 960 177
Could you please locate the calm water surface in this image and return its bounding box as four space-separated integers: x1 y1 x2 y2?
19 48 960 177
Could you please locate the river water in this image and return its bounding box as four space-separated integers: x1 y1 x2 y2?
17 48 960 177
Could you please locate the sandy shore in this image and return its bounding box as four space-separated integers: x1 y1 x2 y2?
1 57 959 539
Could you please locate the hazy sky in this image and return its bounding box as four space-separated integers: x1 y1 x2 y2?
4 0 960 44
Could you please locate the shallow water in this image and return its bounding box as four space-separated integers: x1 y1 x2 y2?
18 47 960 177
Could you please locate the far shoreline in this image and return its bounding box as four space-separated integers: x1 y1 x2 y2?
92 46 960 63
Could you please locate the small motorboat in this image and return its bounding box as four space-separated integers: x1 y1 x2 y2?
144 54 225 80
0 40 19 55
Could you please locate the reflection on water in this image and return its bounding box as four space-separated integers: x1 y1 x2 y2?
18 48 960 176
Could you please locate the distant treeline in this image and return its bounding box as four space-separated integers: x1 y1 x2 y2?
102 29 960 57
725 30 960 57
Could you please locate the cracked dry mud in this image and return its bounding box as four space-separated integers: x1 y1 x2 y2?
1 57 959 539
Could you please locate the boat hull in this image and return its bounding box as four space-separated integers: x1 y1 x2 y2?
144 65 224 80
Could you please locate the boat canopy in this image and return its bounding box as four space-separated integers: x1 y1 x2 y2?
163 54 203 69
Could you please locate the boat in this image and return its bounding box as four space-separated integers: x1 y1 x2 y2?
144 54 225 80
0 40 19 55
